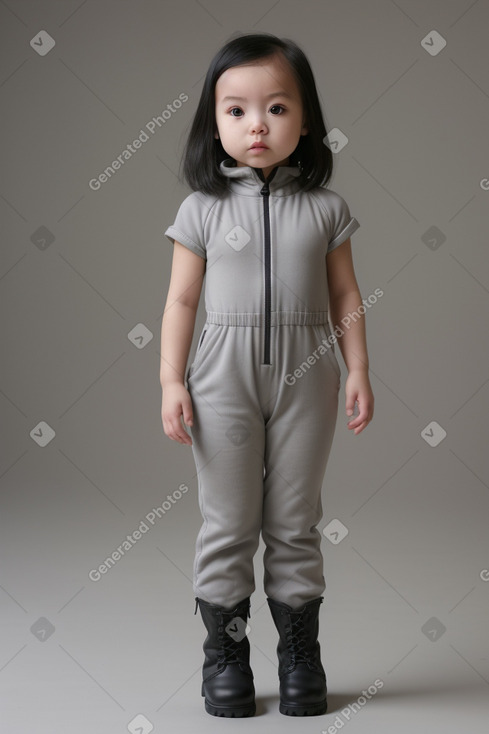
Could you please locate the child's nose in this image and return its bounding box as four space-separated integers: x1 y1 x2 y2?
250 118 268 135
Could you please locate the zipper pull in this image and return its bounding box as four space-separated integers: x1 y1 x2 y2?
260 182 269 196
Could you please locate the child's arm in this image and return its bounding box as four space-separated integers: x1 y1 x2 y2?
326 238 374 434
160 241 205 445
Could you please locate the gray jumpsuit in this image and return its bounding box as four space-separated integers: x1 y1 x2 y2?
165 158 360 609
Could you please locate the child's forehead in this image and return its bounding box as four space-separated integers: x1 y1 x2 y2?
215 55 299 98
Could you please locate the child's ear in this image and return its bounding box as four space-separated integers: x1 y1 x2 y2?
214 131 220 139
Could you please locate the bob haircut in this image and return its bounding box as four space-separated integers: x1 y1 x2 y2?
179 32 334 196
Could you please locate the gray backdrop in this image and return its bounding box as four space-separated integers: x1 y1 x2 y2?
1 1 488 732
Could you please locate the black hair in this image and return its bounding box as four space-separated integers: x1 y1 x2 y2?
179 32 333 196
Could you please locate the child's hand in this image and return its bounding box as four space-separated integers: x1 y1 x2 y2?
161 383 194 446
344 370 374 435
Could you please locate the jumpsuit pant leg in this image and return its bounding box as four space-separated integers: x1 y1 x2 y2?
261 325 341 608
186 323 265 609
186 321 341 610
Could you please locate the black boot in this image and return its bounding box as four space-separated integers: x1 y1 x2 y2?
267 596 327 716
194 596 256 717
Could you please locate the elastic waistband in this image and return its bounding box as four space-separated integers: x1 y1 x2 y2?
205 311 329 326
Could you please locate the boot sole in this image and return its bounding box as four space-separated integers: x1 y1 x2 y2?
204 698 256 717
280 698 328 716
202 683 256 717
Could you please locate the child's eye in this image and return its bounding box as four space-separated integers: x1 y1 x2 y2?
228 105 285 117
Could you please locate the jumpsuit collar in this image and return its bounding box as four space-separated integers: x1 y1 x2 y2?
219 157 301 196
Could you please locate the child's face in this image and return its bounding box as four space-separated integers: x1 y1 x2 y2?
214 53 308 179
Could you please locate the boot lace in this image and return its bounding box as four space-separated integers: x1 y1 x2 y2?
284 610 320 669
216 614 249 666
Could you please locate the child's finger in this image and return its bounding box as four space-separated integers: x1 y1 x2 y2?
182 397 194 428
345 396 357 417
169 413 192 444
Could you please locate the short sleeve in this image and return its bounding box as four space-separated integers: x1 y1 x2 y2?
325 192 360 254
164 192 207 260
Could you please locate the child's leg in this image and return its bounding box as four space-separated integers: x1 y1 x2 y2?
190 414 264 608
186 325 266 609
261 325 340 608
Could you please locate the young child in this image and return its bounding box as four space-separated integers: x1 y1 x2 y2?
161 32 374 718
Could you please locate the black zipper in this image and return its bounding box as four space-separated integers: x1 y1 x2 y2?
257 166 278 365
